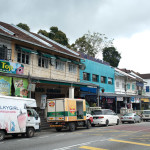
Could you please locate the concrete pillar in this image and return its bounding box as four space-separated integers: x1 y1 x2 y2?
69 87 74 99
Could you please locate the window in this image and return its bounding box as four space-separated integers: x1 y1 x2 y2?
83 72 90 81
55 60 65 71
132 84 135 90
0 45 11 61
101 76 106 83
116 82 119 88
17 50 30 64
146 86 149 92
92 74 99 82
108 78 113 84
68 63 77 73
38 56 48 68
127 83 130 90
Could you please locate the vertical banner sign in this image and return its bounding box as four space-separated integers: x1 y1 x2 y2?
13 78 28 98
40 95 47 109
0 76 12 96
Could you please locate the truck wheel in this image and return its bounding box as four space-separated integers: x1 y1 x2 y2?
69 123 76 132
0 131 5 141
26 128 35 138
86 120 91 129
56 128 62 132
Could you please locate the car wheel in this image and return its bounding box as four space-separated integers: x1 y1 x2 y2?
122 121 124 124
26 128 35 138
0 131 5 141
116 119 120 125
86 120 91 129
56 128 62 132
69 122 76 132
105 120 109 127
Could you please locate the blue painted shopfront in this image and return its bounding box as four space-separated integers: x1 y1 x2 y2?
80 59 115 93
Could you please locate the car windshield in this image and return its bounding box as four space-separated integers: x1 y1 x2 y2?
91 110 103 115
143 111 150 114
123 113 133 116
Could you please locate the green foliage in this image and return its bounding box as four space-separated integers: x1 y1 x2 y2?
71 31 113 57
17 23 30 32
49 26 69 47
38 29 49 37
103 47 121 67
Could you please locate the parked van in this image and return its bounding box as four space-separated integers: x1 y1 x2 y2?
0 95 40 141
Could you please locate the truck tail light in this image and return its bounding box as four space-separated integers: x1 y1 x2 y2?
129 117 133 119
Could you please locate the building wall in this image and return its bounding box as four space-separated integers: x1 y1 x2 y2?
115 75 137 95
13 43 79 82
80 59 115 93
143 79 150 96
115 76 125 94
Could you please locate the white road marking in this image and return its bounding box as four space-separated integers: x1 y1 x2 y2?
39 136 49 138
52 138 110 150
17 139 29 142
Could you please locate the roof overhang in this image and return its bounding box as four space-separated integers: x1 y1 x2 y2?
0 32 82 59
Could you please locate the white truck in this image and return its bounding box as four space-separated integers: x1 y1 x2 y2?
0 95 40 141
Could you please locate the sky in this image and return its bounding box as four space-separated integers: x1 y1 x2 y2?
0 0 150 74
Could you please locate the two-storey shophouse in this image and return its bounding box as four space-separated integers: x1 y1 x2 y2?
79 53 116 111
0 21 97 118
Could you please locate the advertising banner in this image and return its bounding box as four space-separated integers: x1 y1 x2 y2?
0 76 12 96
13 78 28 98
0 60 24 75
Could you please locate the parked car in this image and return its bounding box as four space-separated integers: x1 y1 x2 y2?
142 110 150 121
121 113 141 124
91 109 120 127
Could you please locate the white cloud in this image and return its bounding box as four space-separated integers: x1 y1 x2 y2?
114 30 150 73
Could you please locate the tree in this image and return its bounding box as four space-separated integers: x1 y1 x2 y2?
103 47 121 67
37 29 49 37
17 23 30 32
71 31 113 57
49 26 69 47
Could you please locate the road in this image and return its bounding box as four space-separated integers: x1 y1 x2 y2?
1 121 150 150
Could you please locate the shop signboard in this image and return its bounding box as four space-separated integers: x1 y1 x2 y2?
130 97 135 103
0 60 24 75
13 78 28 98
0 76 12 96
117 97 123 101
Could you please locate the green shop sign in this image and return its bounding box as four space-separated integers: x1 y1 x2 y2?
0 60 24 75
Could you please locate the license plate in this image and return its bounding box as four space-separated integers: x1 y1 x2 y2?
145 115 149 117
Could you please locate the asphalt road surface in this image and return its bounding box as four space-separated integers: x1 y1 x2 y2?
1 121 150 150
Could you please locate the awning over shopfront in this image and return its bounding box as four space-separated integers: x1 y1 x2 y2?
32 77 98 88
16 45 38 54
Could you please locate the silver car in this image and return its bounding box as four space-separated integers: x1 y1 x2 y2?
121 113 141 124
142 110 150 121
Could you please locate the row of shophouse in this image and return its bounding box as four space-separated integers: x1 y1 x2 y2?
0 21 150 117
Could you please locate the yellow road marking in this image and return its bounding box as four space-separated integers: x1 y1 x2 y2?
109 139 150 147
80 146 108 150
